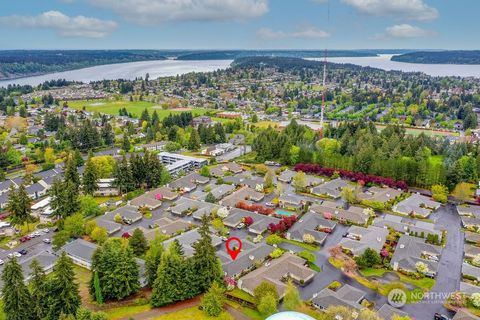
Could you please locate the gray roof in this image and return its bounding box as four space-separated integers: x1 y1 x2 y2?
163 229 222 257
312 284 365 311
460 281 480 296
278 169 296 183
390 235 442 273
377 304 409 320
220 243 274 277
373 214 441 239
339 226 389 256
287 212 336 245
463 263 480 280
393 194 440 218
62 238 98 265
310 178 348 199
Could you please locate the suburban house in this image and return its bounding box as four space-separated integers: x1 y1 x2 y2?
312 284 366 311
238 253 315 298
278 194 307 210
163 228 222 257
373 214 442 241
310 201 372 226
286 212 336 245
466 231 480 245
223 208 280 235
219 243 274 278
170 196 220 220
376 304 410 320
340 225 389 256
310 178 348 199
94 178 119 197
209 163 244 177
390 235 442 277
465 244 480 260
278 169 296 183
222 174 264 189
462 263 480 282
357 186 403 204
219 186 264 208
392 194 441 218
168 172 209 193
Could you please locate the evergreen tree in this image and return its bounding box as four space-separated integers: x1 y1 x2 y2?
82 153 99 195
93 271 103 305
188 130 201 151
130 153 146 188
283 280 301 310
1 257 33 320
6 183 33 231
201 282 225 317
122 134 131 152
90 238 140 301
129 228 148 256
64 153 80 191
100 123 115 146
50 179 80 220
205 192 216 203
29 259 49 320
151 240 189 306
112 155 134 193
145 234 164 288
190 215 223 294
46 252 81 320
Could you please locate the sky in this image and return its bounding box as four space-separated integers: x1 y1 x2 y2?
0 0 477 50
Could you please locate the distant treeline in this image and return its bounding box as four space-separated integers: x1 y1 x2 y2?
0 50 169 80
391 51 480 65
176 50 377 60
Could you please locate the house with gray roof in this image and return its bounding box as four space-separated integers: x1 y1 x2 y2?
278 193 307 210
358 186 403 204
286 212 336 245
223 208 280 235
222 174 264 189
62 238 98 269
376 304 410 320
391 235 442 276
466 231 480 245
105 205 142 224
238 253 315 298
209 163 244 177
457 205 480 217
310 201 372 226
340 225 389 256
163 228 222 257
460 281 480 296
465 244 480 259
312 284 366 311
278 169 296 183
452 309 480 320
393 194 441 218
463 263 480 281
204 184 236 201
310 178 348 199
219 243 274 278
168 172 209 192
373 214 442 241
170 196 220 220
219 186 264 208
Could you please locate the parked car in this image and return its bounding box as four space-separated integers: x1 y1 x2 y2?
122 217 133 225
265 202 276 207
8 252 21 258
43 228 50 233
236 223 245 229
434 313 450 320
43 238 51 244
18 249 28 255
0 259 4 265
19 236 31 242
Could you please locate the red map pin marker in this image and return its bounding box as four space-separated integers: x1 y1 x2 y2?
226 237 242 261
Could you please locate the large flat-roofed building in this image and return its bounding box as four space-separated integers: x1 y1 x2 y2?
158 152 208 175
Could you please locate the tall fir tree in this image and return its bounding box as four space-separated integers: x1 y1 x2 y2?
6 183 33 231
129 228 148 256
101 123 115 146
29 259 49 320
112 155 134 193
145 234 164 288
190 215 223 294
1 257 33 320
82 152 99 195
64 153 80 191
122 134 131 152
46 252 81 320
151 240 189 306
188 130 201 151
90 238 140 301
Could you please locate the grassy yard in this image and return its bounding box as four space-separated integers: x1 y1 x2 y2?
225 301 263 320
66 99 215 119
227 288 255 304
281 238 320 251
93 195 122 204
151 306 233 320
105 305 152 320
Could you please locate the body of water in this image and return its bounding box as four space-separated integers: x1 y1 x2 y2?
3 54 480 87
311 54 480 77
0 59 233 87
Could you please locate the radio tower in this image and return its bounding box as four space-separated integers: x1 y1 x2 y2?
319 0 329 139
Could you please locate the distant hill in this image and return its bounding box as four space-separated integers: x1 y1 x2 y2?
391 51 480 64
0 50 169 80
175 50 377 60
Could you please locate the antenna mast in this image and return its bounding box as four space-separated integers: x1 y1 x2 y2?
320 0 330 138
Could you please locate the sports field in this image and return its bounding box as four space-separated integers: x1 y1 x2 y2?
65 99 215 119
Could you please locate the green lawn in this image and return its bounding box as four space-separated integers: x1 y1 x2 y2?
152 306 233 320
66 99 215 119
225 301 263 320
228 288 255 304
281 238 320 251
105 305 152 320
